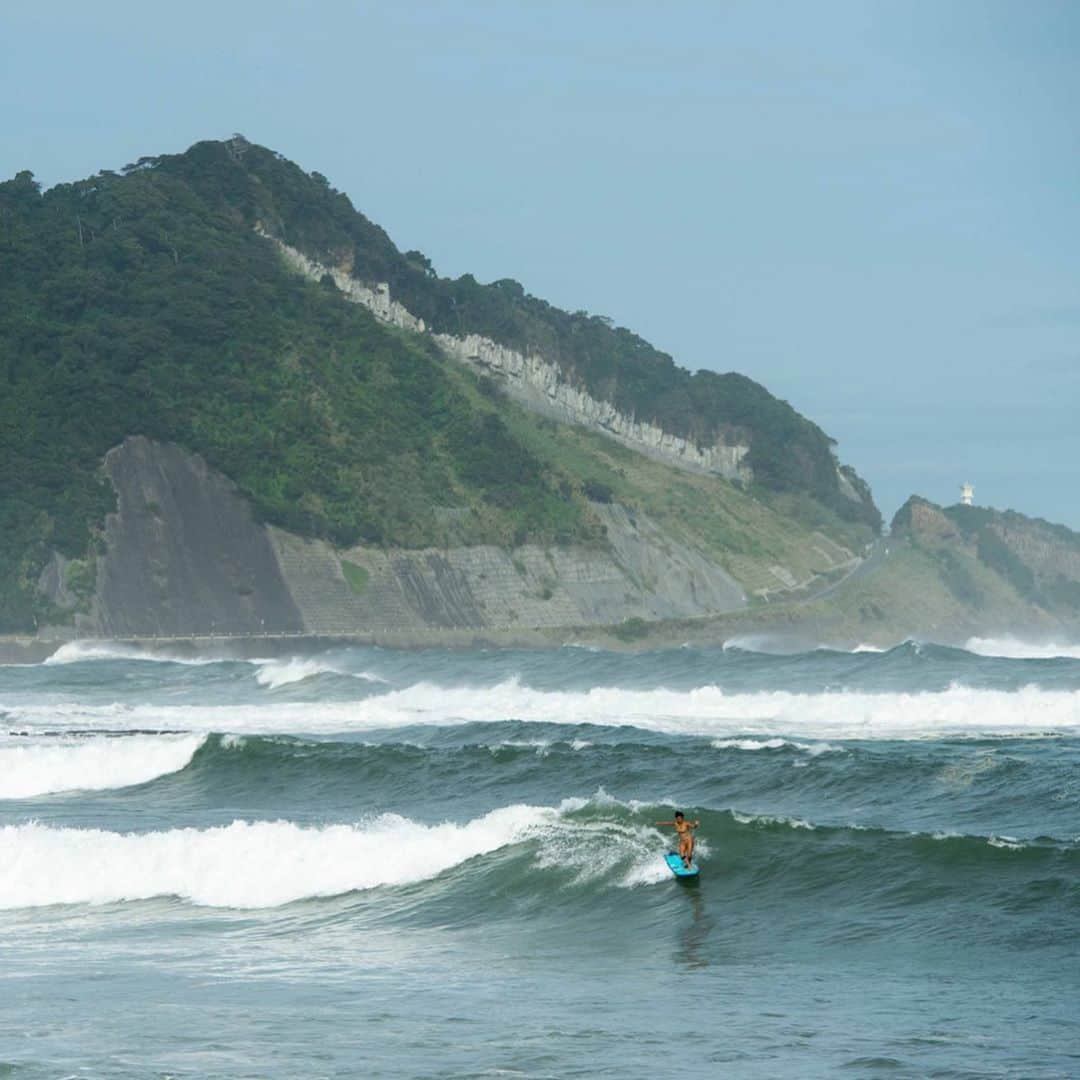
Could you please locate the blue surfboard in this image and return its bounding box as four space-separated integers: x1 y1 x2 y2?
664 852 699 879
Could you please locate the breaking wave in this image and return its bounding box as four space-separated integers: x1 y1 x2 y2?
252 656 385 690
3 793 1073 912
43 641 220 666
0 796 671 909
963 637 1080 661
710 737 841 755
0 734 206 799
723 635 891 655
4 680 1078 739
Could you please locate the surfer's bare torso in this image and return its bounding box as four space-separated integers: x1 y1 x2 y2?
656 813 700 867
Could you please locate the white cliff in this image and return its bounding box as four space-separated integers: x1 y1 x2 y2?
261 232 751 482
431 332 751 479
268 236 426 334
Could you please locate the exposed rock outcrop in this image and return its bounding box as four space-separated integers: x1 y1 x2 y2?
892 497 961 543
433 332 751 478
263 232 752 482
37 552 79 611
270 238 427 334
887 495 1080 628
64 438 748 638
993 520 1080 583
35 442 1080 649
275 503 746 635
91 437 304 636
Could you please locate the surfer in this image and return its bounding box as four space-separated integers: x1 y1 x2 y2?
656 811 700 868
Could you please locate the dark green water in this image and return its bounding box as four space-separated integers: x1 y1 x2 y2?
2 638 1078 1077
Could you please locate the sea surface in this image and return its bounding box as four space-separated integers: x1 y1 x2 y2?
2 636 1079 1078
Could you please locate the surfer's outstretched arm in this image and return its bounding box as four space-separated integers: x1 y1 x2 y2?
655 820 675 827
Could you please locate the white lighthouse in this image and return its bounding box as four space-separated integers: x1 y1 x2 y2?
960 482 975 506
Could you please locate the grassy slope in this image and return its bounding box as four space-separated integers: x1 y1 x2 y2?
445 361 870 593
803 545 1031 635
554 543 1046 651
594 506 1080 649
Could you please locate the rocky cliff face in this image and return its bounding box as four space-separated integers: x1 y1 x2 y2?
265 233 752 482
272 500 746 636
893 498 961 544
62 437 748 639
884 496 1080 627
86 437 305 636
36 444 1079 648
993 519 1080 584
268 232 427 335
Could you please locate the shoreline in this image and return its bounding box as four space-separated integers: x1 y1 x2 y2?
0 607 999 664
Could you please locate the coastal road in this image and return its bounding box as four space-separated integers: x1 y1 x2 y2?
801 537 890 605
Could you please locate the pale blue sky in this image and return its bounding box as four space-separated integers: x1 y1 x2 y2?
3 1 1078 527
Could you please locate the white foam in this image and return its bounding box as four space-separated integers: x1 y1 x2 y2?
933 830 1039 851
253 656 385 689
534 810 678 888
0 735 205 798
733 810 815 830
492 737 594 756
43 643 391 685
724 635 896 656
43 641 223 666
963 637 1080 661
0 796 672 909
3 679 1078 740
711 737 840 755
722 634 792 654
556 789 701 886
493 738 554 757
712 737 789 751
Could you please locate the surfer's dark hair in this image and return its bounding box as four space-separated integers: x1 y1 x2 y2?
675 811 684 818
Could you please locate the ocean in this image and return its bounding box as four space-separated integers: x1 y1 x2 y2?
2 637 1078 1078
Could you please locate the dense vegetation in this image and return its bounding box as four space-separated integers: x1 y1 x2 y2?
156 138 880 529
0 137 879 631
0 163 591 629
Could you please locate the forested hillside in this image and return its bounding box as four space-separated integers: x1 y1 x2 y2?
165 138 878 522
0 138 879 632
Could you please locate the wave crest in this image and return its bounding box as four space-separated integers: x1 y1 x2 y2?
0 790 691 909
0 734 206 799
4 680 1080 739
43 641 220 666
710 737 840 755
963 637 1080 661
253 656 385 690
0 808 547 909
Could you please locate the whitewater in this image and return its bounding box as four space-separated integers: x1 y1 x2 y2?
2 639 1077 1077
0 733 204 798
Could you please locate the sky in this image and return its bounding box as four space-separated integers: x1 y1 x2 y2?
3 1 1078 527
